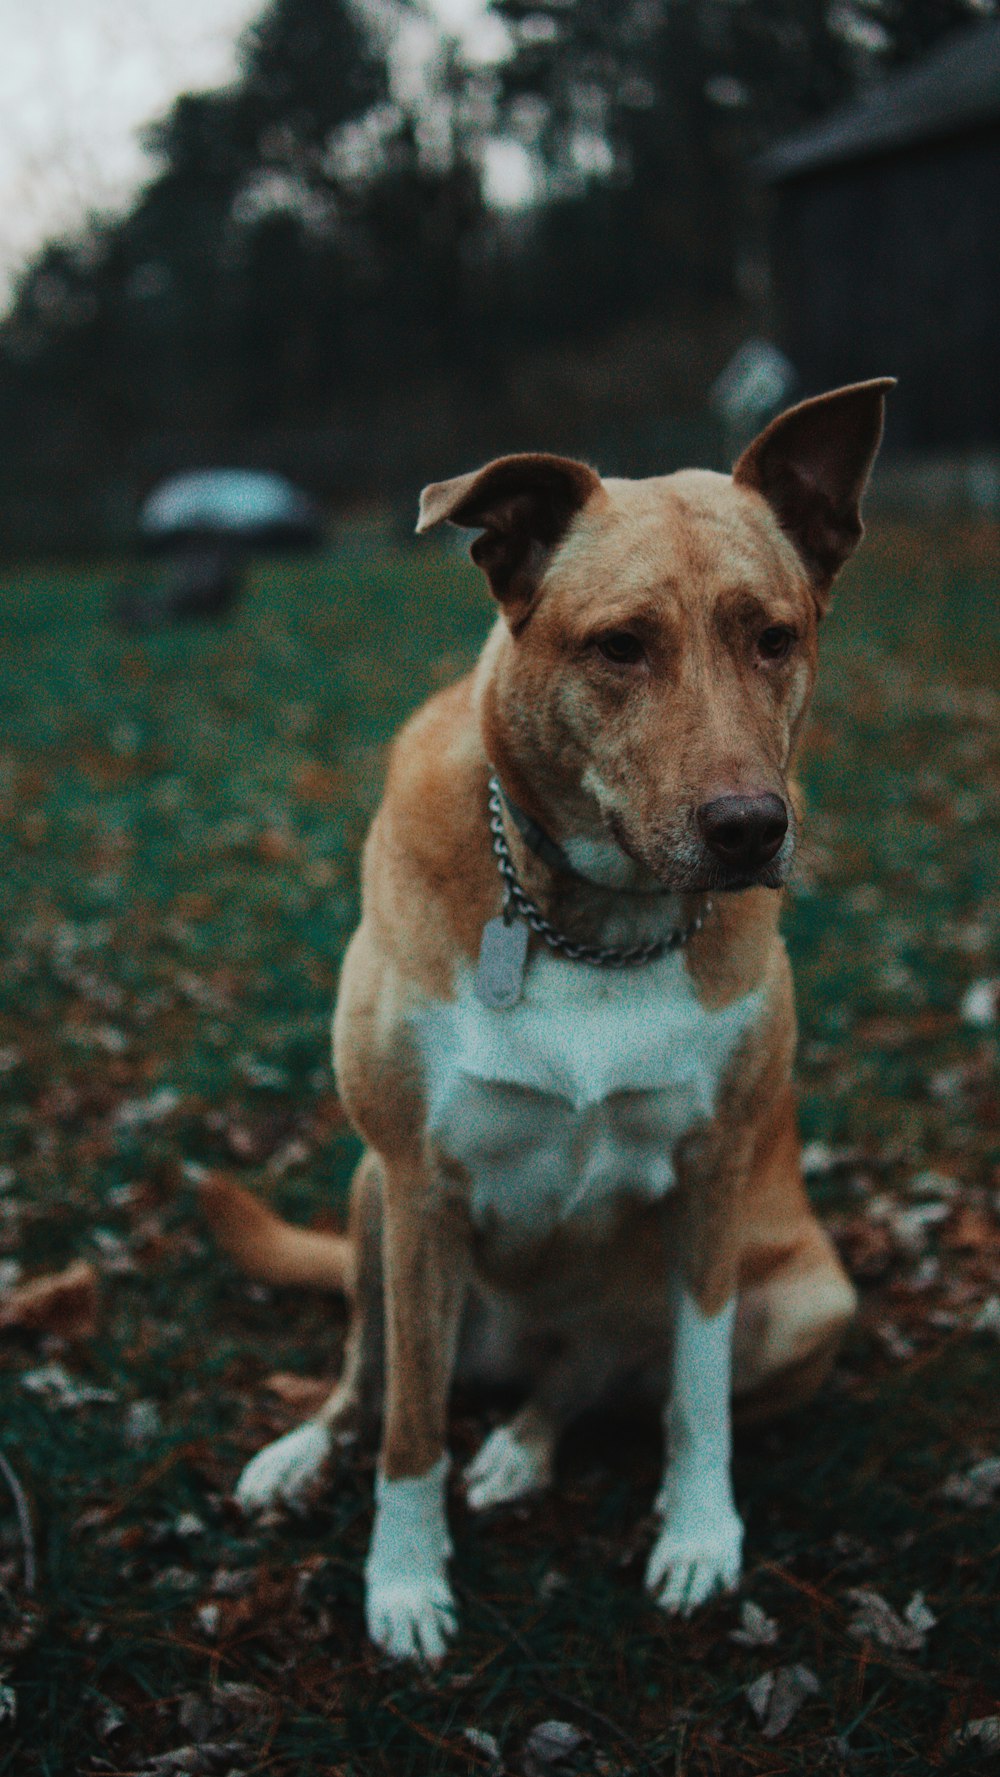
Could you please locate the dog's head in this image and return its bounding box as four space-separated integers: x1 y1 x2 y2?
418 380 893 893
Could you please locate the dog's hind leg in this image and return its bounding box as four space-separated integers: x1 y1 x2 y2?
733 1088 856 1422
464 1334 622 1511
235 1152 385 1515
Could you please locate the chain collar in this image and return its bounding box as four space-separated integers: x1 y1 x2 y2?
487 776 711 969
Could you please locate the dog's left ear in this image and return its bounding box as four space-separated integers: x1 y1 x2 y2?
734 378 895 607
416 453 602 628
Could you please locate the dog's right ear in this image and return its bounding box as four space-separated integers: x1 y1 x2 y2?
734 378 895 606
416 453 602 629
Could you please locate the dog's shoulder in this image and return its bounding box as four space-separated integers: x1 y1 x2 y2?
355 671 500 992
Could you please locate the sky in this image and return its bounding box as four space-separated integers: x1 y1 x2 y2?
0 0 268 303
0 0 507 308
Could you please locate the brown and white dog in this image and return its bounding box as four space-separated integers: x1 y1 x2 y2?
206 379 892 1665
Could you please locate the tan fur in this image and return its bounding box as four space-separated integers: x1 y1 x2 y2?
211 382 892 1653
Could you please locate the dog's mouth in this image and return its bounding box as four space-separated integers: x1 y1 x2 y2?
701 857 789 893
607 812 794 895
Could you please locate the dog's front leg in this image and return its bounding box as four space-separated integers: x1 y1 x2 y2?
364 1156 469 1665
646 1155 747 1614
645 1281 742 1613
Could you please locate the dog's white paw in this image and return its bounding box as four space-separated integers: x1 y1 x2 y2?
645 1509 743 1615
366 1569 457 1666
464 1424 551 1511
234 1420 331 1515
365 1455 455 1666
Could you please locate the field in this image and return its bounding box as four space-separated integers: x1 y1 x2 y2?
1 520 999 1775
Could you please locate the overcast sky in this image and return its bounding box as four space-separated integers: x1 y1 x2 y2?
0 0 505 308
0 0 267 302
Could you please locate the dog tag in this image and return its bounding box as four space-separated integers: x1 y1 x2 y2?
474 915 528 1009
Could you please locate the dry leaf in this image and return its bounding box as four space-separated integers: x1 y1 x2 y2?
907 1170 960 1201
0 1259 99 1339
846 1587 934 1652
972 1295 1000 1338
20 1361 116 1408
137 1744 245 1775
941 1457 1000 1507
944 1205 999 1253
950 1717 1000 1753
903 1592 937 1639
835 1216 894 1279
877 1322 916 1362
124 1399 162 1446
746 1665 819 1737
961 979 1000 1027
730 1601 779 1647
868 1196 950 1257
522 1719 588 1773
464 1726 502 1770
114 1086 180 1130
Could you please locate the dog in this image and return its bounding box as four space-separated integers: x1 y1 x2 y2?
205 378 892 1665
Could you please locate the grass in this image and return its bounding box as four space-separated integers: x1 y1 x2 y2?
0 518 998 1775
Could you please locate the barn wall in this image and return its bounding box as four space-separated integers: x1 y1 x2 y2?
771 126 1000 451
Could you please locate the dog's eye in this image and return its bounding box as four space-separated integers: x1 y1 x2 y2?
757 624 796 662
594 630 645 666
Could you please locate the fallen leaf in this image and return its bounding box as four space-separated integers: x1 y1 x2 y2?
124 1399 162 1446
906 1170 960 1201
961 979 1000 1027
869 1196 950 1257
903 1592 937 1638
137 1743 245 1775
0 1259 99 1338
20 1361 116 1408
950 1717 1000 1753
746 1665 819 1738
801 1142 865 1179
522 1719 589 1773
730 1600 779 1647
941 1457 1000 1507
846 1588 934 1652
114 1086 181 1130
944 1205 999 1253
96 1701 125 1739
972 1295 1000 1338
464 1726 502 1770
834 1216 894 1279
876 1321 917 1362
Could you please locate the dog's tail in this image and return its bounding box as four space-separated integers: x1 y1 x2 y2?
200 1173 350 1291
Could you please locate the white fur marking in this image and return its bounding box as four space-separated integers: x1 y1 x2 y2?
235 1420 332 1515
365 1455 455 1665
646 1291 743 1612
415 952 764 1246
465 1423 552 1510
562 831 652 891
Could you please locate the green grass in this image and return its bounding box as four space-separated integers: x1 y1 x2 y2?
1 520 999 1774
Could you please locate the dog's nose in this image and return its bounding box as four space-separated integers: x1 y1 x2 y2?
696 794 788 869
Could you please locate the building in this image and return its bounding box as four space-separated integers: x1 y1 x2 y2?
757 24 1000 454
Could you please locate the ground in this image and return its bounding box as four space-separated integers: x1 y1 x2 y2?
0 519 998 1775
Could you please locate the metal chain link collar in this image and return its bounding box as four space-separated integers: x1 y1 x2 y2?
487 776 712 968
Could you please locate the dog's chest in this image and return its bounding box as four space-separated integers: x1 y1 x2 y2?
414 948 764 1243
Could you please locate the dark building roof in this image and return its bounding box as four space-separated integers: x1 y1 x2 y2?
758 22 1000 182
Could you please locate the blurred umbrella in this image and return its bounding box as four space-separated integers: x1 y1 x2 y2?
140 469 323 551
116 469 324 629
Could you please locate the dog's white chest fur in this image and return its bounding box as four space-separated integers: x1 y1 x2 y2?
415 946 764 1241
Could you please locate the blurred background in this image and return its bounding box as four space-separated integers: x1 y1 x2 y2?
0 0 997 555
2 5 1000 1772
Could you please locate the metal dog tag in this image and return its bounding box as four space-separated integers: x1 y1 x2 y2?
474 915 528 1009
